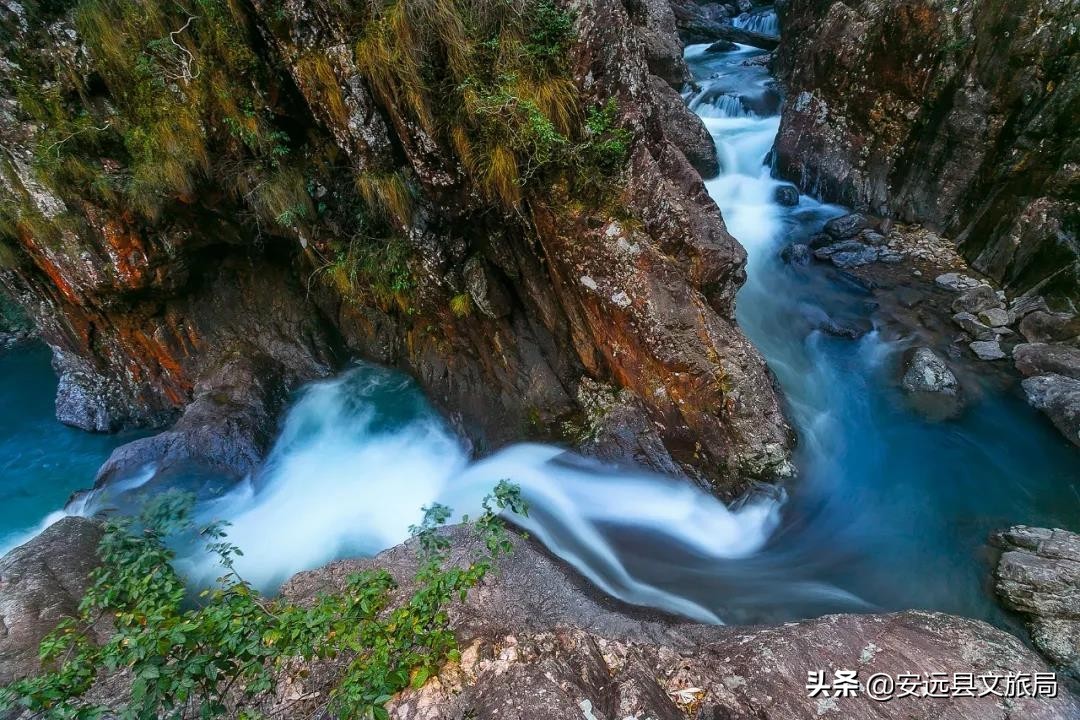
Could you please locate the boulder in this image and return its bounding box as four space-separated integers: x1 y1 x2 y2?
952 312 997 341
901 347 958 395
1022 374 1080 447
993 526 1080 675
935 273 985 292
647 75 719 178
638 0 692 86
1020 311 1080 345
953 285 1002 315
813 240 879 268
1010 295 1051 321
779 243 810 265
969 340 1006 361
1014 344 1080 380
0 517 103 685
978 307 1010 328
856 229 886 246
93 353 294 487
823 213 873 240
704 39 739 53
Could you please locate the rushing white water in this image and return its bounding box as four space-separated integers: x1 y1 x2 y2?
733 11 780 37
165 367 781 623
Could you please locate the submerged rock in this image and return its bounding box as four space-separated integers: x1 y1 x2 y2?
704 38 739 53
813 240 879 268
993 526 1080 676
779 242 810 265
901 348 958 395
1022 375 1080 447
773 184 799 206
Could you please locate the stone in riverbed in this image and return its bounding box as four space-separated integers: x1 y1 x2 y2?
978 307 1010 328
856 228 886 246
813 240 879 268
1013 343 1080 380
952 285 1001 315
1020 310 1080 344
935 272 984 292
773 184 799 206
969 340 1006 360
952 312 997 340
779 243 810 265
993 526 1080 675
901 348 958 395
823 212 873 240
1022 374 1080 447
704 38 739 53
1010 294 1050 321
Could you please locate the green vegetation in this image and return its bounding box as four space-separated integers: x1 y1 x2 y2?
0 483 528 720
3 0 634 311
325 231 416 311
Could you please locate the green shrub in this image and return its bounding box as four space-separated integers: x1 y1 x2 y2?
0 483 527 719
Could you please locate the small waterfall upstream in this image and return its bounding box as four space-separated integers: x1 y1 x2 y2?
4 14 1078 629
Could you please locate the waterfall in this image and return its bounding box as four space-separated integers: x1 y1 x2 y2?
733 10 779 36
169 364 782 623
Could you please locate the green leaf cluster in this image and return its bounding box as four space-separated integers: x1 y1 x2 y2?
0 482 527 720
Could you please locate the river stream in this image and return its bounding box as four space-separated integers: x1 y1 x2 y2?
2 22 1078 632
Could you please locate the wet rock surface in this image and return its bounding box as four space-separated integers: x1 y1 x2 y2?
994 526 1080 677
901 347 957 396
774 0 1080 306
1021 375 1080 448
278 528 1080 720
0 517 103 685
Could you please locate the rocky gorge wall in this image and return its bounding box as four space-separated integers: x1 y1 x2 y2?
773 0 1079 309
0 0 793 495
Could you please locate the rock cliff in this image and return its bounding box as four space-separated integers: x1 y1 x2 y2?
0 0 792 495
774 0 1079 308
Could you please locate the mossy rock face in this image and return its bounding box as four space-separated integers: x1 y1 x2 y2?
0 0 793 492
773 0 1080 305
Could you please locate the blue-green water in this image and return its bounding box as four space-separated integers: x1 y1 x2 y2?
0 342 140 554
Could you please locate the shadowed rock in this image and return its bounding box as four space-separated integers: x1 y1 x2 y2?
0 517 102 685
994 526 1080 676
1022 375 1080 447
